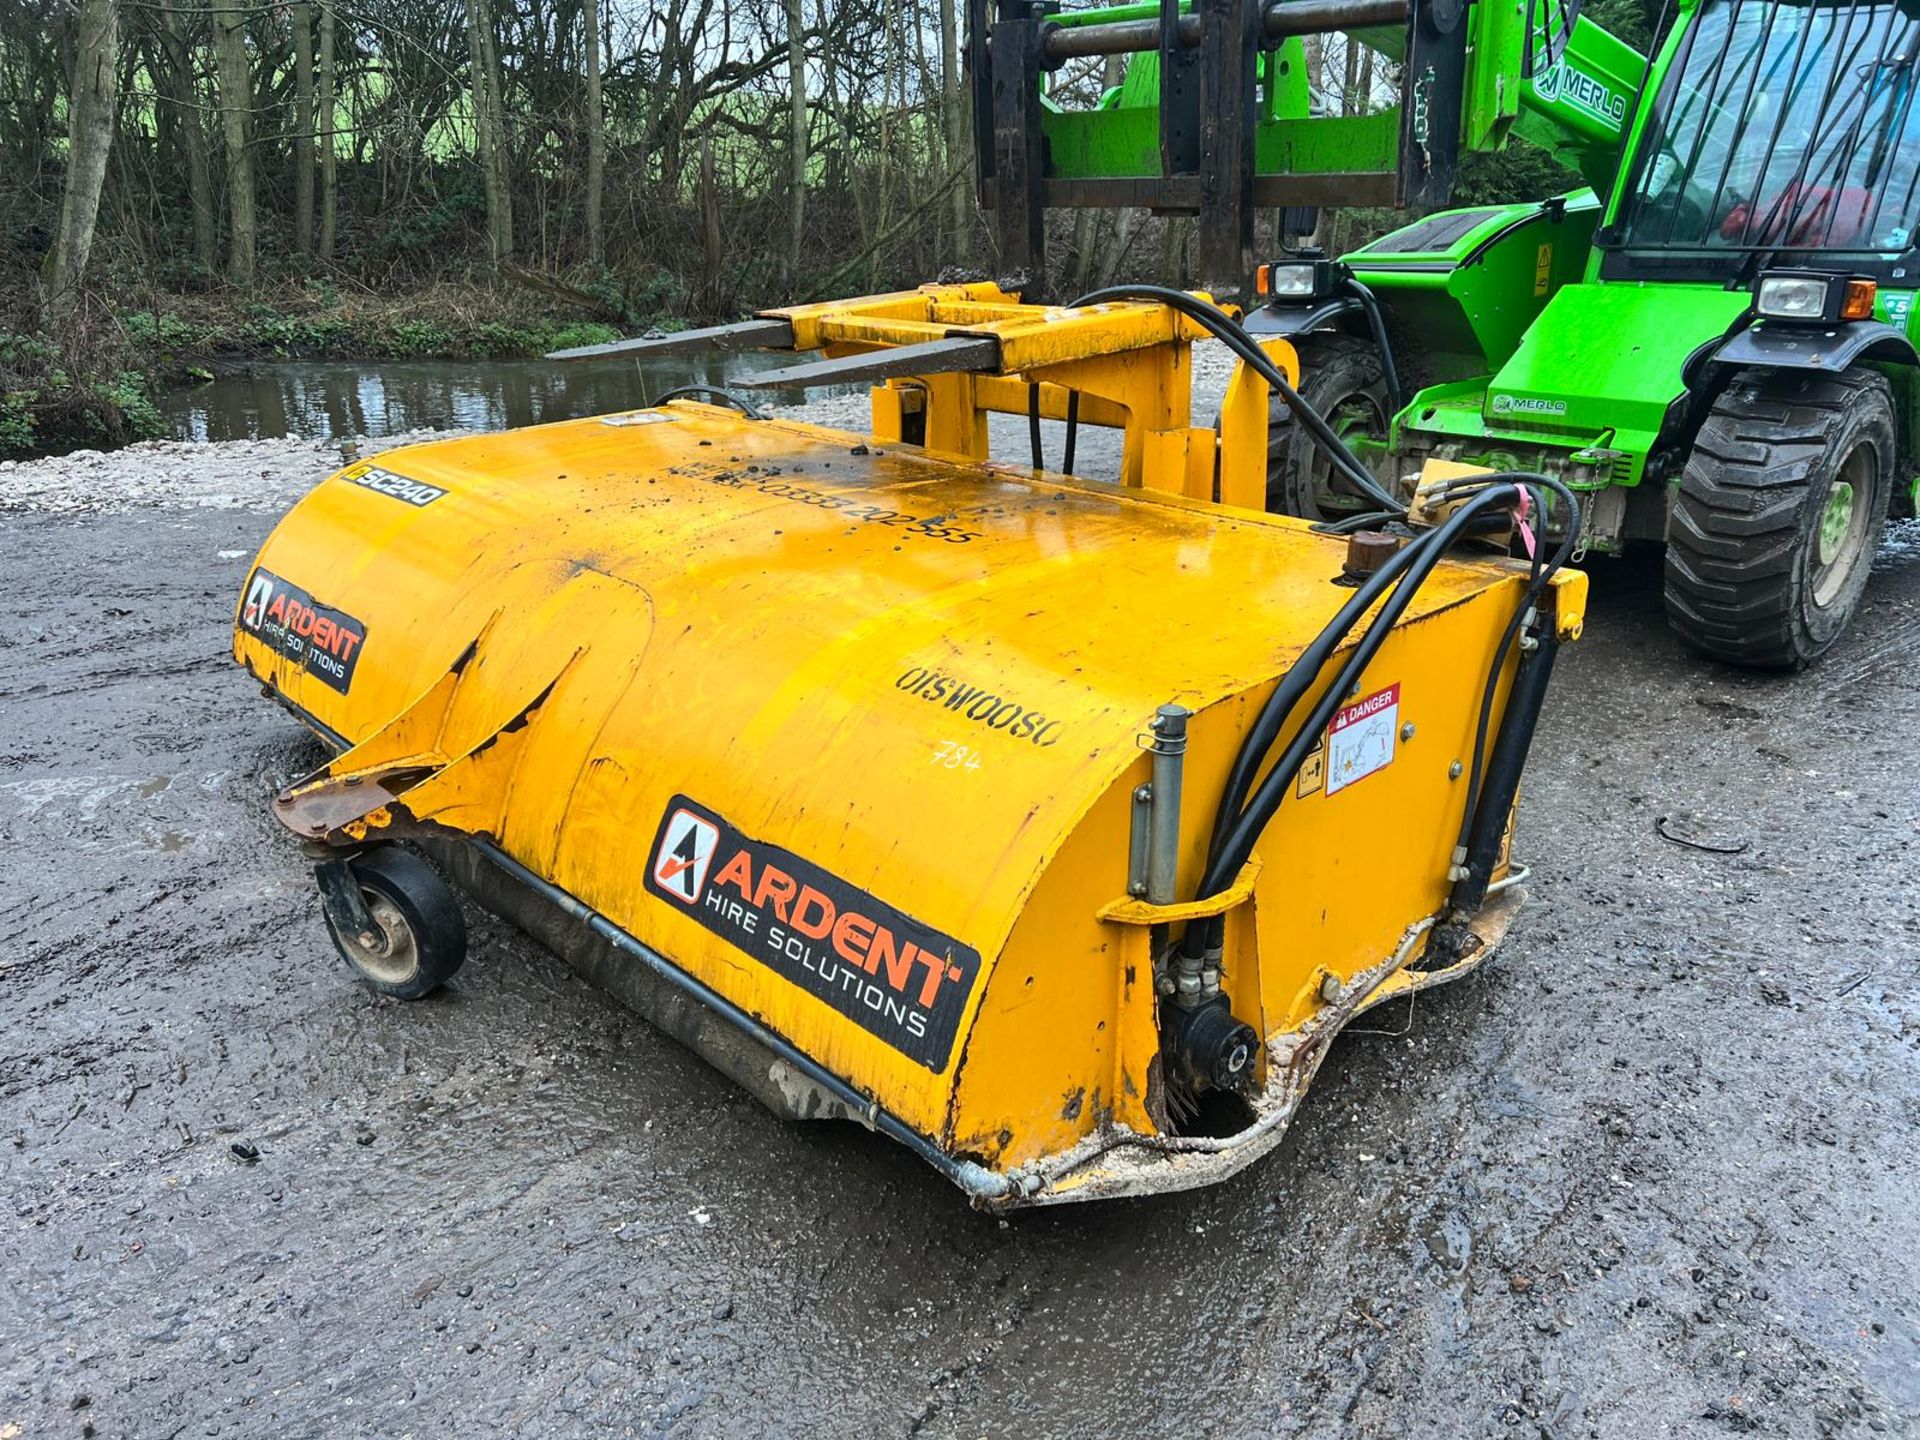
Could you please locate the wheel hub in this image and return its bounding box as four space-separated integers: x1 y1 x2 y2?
1810 444 1873 611
345 894 418 985
1816 479 1856 568
1309 393 1389 511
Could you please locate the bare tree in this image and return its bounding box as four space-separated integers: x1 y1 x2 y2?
939 0 965 259
43 0 119 310
212 0 257 281
317 0 337 259
700 131 722 309
784 0 806 277
582 0 605 265
153 0 216 271
292 0 316 253
466 0 513 264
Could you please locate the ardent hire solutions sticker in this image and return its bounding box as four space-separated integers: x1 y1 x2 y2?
645 796 981 1071
238 568 367 695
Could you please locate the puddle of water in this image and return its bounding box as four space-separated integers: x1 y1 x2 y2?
1874 516 1920 573
158 351 845 445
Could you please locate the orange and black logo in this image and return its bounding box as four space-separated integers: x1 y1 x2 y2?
238 568 367 695
645 796 982 1071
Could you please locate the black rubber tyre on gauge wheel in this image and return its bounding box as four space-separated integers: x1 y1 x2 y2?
1264 332 1392 522
324 847 467 999
1664 366 1893 670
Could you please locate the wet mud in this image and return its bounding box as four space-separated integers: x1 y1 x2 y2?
2 435 1917 1438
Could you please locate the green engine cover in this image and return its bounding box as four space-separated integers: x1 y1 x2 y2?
1400 282 1750 486
1349 195 1602 382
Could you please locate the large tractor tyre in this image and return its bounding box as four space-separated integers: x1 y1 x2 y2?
1664 366 1894 670
324 847 468 999
1265 333 1392 522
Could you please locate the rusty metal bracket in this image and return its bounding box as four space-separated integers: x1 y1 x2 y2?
314 856 380 950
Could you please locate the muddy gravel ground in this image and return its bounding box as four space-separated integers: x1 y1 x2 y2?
3 415 1918 1440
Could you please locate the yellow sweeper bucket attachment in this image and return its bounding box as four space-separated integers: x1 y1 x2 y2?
234 283 1584 1207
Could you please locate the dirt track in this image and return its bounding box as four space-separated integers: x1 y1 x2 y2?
3 428 1918 1439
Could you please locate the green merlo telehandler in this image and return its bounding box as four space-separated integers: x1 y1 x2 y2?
973 0 1918 668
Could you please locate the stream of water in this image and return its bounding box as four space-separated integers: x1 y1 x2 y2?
156 350 839 444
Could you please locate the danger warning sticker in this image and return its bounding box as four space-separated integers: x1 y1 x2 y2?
644 796 982 1071
1326 683 1400 796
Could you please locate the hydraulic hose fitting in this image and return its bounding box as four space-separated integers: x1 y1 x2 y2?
1168 937 1223 1004
1163 936 1253 1093
1163 992 1259 1093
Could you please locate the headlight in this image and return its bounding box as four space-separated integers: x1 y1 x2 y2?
1753 270 1877 323
1264 263 1319 299
1255 257 1342 301
1755 274 1830 320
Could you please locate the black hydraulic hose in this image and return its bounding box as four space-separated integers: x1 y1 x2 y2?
1068 283 1408 515
1198 470 1583 954
1183 478 1578 960
652 384 768 420
1063 390 1080 476
1206 472 1572 879
1313 508 1406 535
1341 276 1406 416
1449 626 1562 914
1435 473 1582 848
1202 519 1442 869
1200 485 1542 904
1452 551 1539 850
1027 383 1044 470
1059 267 1589 948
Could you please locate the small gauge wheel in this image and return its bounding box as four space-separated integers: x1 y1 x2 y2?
325 848 467 999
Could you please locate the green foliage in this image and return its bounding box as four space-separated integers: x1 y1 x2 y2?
114 296 627 370
382 318 457 355
1451 145 1582 209
123 311 206 350
575 270 641 327
539 321 622 352
0 391 34 454
629 269 691 322
242 303 350 355
377 179 486 259
0 331 57 368
102 371 165 441
0 325 164 456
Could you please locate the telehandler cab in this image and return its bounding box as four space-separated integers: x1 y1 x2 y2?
1243 0 1920 667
